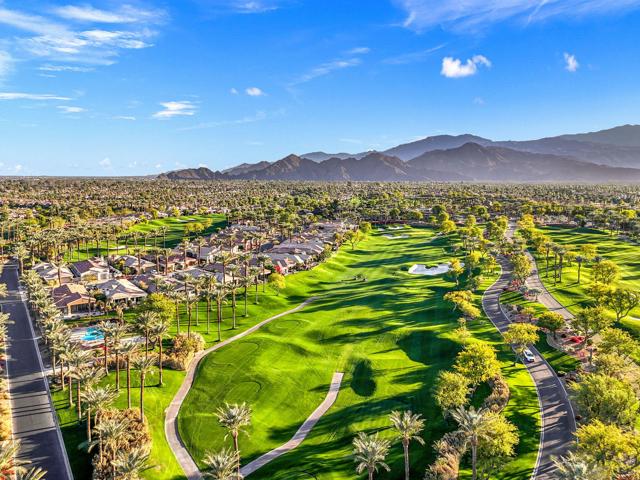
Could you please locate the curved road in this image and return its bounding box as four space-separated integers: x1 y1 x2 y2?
482 254 576 479
165 297 318 480
1 262 73 479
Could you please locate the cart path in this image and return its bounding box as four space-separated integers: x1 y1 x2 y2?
240 372 344 477
482 254 576 480
165 297 318 480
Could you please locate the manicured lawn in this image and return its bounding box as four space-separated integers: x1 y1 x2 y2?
178 228 539 480
531 226 640 337
65 214 227 261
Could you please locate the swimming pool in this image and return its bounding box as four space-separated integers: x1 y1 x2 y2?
82 327 104 342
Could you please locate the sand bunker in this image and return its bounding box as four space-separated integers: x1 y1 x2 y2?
387 225 406 230
408 262 464 276
383 234 409 240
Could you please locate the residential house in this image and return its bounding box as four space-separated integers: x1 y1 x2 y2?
52 283 96 317
113 255 156 274
32 262 74 286
94 278 148 304
70 258 111 283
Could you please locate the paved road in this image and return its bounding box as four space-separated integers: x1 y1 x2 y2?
166 297 318 480
524 252 574 320
1 263 73 479
240 371 344 477
482 255 576 480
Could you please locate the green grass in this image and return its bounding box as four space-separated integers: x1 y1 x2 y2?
55 227 539 480
500 291 580 374
65 214 227 261
177 228 539 480
531 226 640 337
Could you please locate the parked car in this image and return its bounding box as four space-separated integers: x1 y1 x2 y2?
523 348 535 363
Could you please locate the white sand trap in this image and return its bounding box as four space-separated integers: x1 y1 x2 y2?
388 225 406 230
383 234 410 240
409 262 464 276
377 227 386 231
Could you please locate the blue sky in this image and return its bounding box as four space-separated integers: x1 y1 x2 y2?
1 0 640 176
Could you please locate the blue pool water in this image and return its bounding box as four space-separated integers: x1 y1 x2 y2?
82 327 104 342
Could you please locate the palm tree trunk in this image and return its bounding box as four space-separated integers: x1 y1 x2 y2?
232 290 237 329
158 340 163 386
76 381 82 420
86 406 92 442
244 286 248 316
126 356 132 409
206 298 211 335
403 442 410 480
472 442 478 480
217 301 222 342
139 374 145 421
68 376 74 406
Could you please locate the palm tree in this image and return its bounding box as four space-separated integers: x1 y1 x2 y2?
182 273 195 337
72 366 101 420
149 318 169 386
451 406 491 480
14 242 29 274
89 416 131 474
111 323 129 391
352 432 391 480
0 440 47 480
114 448 154 480
389 410 425 480
133 356 156 421
575 255 584 284
98 319 115 374
552 452 608 480
81 385 117 442
249 266 260 304
216 251 236 285
214 284 229 341
203 275 217 335
136 311 158 359
120 342 138 409
215 402 251 475
202 448 242 480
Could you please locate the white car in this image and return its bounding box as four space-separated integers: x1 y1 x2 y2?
523 349 535 363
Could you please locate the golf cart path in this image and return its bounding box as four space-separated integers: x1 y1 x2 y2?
240 371 344 477
165 297 318 480
482 254 576 480
524 251 574 320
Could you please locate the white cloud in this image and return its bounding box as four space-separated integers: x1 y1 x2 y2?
0 51 14 78
245 87 265 96
153 101 197 119
99 157 111 168
53 5 164 24
39 64 94 72
230 87 239 94
14 164 23 173
113 115 136 120
564 52 579 72
0 92 71 100
0 5 163 70
441 55 491 78
346 47 370 55
58 105 85 113
395 0 640 32
205 1 284 14
291 58 361 85
473 96 485 105
383 44 445 64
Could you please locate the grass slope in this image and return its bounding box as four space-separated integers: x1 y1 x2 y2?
178 228 539 480
65 214 226 261
532 226 640 337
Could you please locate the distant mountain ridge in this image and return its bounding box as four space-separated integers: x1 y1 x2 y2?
158 124 640 183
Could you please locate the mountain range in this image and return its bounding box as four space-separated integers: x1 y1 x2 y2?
159 124 640 183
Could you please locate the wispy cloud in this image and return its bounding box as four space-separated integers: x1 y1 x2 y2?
291 58 361 85
153 101 198 119
179 109 283 131
346 47 370 55
383 44 445 64
395 0 640 32
113 115 136 120
57 105 85 113
0 4 165 73
245 86 265 96
564 52 579 72
0 51 13 78
39 64 94 72
53 5 165 24
0 92 71 101
195 1 286 14
441 55 491 78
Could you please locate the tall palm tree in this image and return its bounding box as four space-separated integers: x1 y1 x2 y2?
149 318 169 386
203 275 217 335
215 402 251 476
352 432 391 480
451 406 491 480
111 323 129 391
575 255 584 284
0 440 47 480
202 448 242 480
133 356 156 420
389 410 425 480
120 342 138 409
89 416 131 474
182 273 195 337
114 448 154 480
81 385 117 442
214 284 229 341
136 311 158 359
